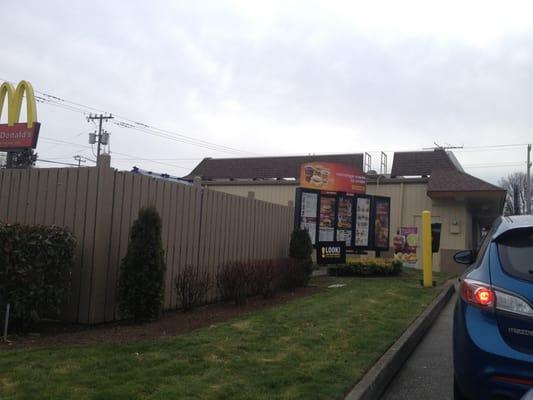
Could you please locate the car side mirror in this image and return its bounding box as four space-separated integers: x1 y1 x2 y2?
453 250 475 265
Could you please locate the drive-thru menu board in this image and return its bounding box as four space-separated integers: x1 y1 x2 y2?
295 188 391 251
299 191 318 244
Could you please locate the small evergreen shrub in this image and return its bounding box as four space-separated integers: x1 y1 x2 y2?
327 258 403 277
175 265 211 311
0 223 76 330
289 228 314 284
118 206 166 321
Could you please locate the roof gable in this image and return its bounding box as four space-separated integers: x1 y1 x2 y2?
391 150 456 177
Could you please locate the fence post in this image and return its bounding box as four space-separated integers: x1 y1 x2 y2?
3 303 10 341
193 176 202 189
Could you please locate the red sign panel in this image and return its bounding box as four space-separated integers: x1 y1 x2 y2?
0 123 40 151
300 162 366 194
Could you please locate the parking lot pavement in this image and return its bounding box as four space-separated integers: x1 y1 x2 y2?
380 294 457 400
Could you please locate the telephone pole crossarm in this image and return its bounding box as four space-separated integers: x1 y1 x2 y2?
87 113 113 164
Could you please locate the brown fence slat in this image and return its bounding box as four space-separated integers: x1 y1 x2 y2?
0 170 12 222
44 169 58 226
7 170 21 224
67 167 90 321
105 171 125 322
25 168 40 225
89 165 116 323
15 169 29 223
77 167 99 324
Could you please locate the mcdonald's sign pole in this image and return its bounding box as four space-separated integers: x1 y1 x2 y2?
0 80 41 158
422 210 433 288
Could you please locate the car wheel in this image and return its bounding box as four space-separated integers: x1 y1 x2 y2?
454 377 468 400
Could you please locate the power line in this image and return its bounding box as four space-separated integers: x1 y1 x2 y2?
39 136 193 170
462 162 525 168
38 159 80 167
3 77 258 156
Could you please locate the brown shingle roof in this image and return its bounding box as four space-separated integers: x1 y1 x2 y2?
390 150 458 177
183 154 364 180
428 168 506 194
391 149 505 196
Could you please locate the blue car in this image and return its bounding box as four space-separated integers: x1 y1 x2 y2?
453 215 533 399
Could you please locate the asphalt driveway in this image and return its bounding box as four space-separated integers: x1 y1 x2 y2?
381 294 457 400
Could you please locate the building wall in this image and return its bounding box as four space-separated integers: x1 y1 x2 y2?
207 180 473 273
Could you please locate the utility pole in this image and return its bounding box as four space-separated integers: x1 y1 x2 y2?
527 144 532 215
87 113 113 164
73 155 86 168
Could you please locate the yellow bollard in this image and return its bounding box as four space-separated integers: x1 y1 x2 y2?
422 210 433 288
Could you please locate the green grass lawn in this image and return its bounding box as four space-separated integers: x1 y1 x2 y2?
0 270 452 400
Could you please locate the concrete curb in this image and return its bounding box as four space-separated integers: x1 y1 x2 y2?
344 281 456 400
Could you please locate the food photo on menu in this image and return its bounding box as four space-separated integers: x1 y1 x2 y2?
303 164 331 188
336 197 352 245
374 200 390 248
319 197 335 241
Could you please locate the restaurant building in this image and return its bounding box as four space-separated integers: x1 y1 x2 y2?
184 150 506 274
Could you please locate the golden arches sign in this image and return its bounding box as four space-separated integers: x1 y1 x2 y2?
0 80 40 151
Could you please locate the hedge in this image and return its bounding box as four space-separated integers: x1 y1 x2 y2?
217 257 308 305
327 258 403 277
0 222 76 330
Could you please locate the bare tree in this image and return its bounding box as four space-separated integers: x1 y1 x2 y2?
498 172 531 215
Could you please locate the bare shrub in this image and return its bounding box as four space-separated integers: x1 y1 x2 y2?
175 265 211 311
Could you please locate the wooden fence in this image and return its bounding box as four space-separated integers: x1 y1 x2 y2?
0 156 294 324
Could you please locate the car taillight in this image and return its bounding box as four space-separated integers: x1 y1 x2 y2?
495 291 533 318
460 279 495 309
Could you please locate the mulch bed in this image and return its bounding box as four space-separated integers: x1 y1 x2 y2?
0 286 322 351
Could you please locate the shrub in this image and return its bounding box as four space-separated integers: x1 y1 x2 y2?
217 257 311 304
248 260 278 299
281 258 308 291
289 228 314 284
217 261 251 305
118 206 166 321
175 265 211 311
327 258 403 277
0 222 76 330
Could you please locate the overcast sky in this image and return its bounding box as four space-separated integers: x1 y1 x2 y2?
2 0 532 183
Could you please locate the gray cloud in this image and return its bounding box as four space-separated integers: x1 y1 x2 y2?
1 0 532 182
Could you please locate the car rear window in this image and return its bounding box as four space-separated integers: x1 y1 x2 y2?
497 228 533 283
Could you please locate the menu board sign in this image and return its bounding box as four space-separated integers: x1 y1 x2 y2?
300 162 366 194
355 197 371 247
393 227 418 267
373 197 391 250
336 196 353 246
299 191 318 244
294 188 391 252
319 196 335 241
